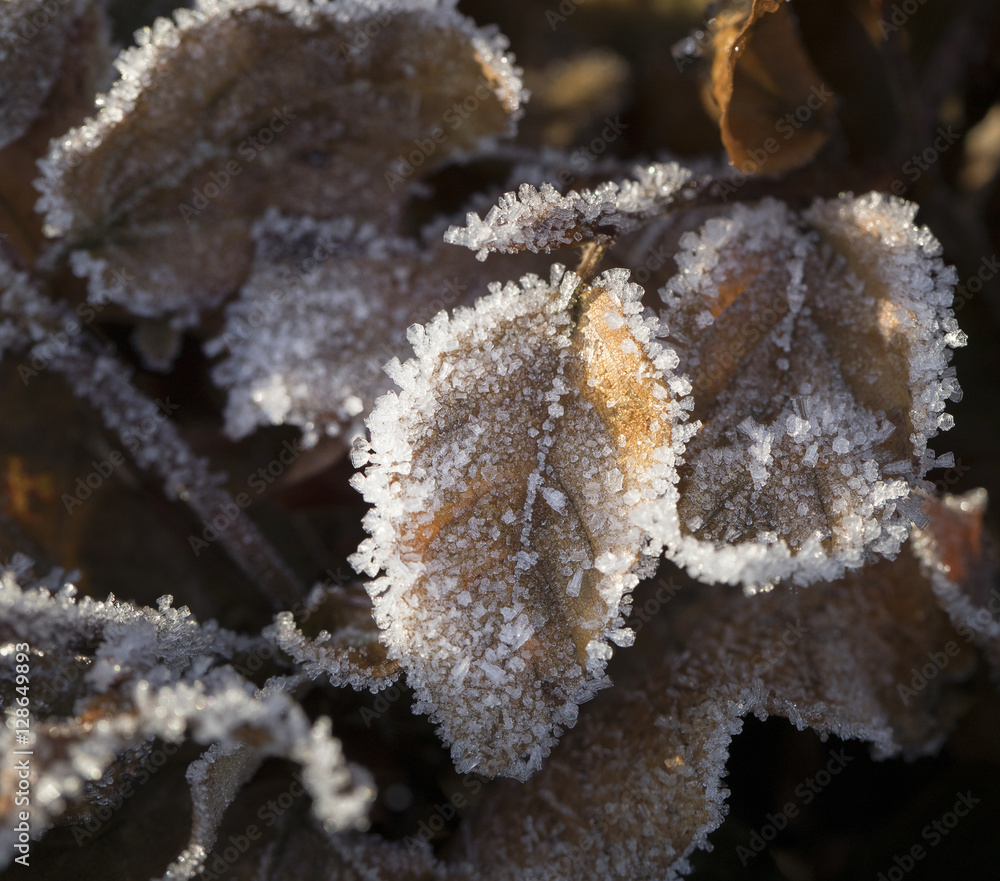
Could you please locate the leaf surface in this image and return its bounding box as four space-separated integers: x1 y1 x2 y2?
649 194 964 587
351 265 693 779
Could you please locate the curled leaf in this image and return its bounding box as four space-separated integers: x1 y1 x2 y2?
34 0 525 320
648 194 964 587
265 580 400 692
709 0 835 175
444 161 701 261
350 265 693 779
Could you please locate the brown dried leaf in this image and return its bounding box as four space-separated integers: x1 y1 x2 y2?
34 0 525 320
350 265 694 779
651 194 964 588
915 489 1000 676
451 511 982 880
709 0 835 175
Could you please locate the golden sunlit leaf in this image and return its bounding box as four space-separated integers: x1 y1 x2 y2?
709 0 835 175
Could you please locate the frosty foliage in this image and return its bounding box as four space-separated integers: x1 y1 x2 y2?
265 581 400 692
647 194 964 588
33 0 526 321
0 0 994 876
0 0 91 150
444 162 700 260
0 559 373 869
914 490 1000 677
351 264 695 779
450 509 977 880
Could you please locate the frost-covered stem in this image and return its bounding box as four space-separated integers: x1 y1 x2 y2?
575 243 606 284
49 341 304 608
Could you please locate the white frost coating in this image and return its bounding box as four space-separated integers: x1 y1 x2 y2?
643 195 965 589
0 0 90 150
264 597 400 693
36 0 525 237
206 213 429 443
32 0 526 319
0 561 373 868
444 162 697 260
350 264 692 780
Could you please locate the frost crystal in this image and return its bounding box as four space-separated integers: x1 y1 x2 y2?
644 195 964 588
445 162 700 260
351 265 693 779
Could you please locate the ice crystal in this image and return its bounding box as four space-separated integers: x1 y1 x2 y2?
351 264 694 778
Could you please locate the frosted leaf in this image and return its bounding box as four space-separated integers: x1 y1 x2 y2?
0 565 373 866
208 211 552 443
265 581 400 692
350 265 693 779
451 519 981 881
0 0 92 150
914 489 1000 676
444 162 702 261
646 194 965 588
34 0 526 320
208 214 452 442
154 742 264 881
